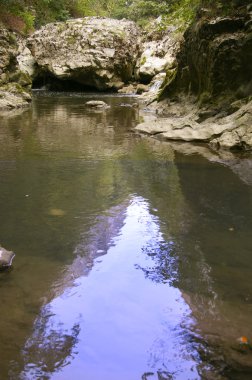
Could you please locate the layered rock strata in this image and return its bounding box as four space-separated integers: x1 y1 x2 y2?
136 98 252 150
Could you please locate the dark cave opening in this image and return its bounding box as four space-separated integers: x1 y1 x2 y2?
32 73 102 92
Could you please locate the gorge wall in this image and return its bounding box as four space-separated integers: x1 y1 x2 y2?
136 4 252 151
162 7 252 106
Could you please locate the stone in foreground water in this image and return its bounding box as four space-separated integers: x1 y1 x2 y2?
0 247 15 268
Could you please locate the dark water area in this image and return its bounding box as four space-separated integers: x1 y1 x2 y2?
0 92 252 379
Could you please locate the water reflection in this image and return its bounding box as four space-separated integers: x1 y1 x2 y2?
19 197 200 380
19 308 80 380
0 93 251 379
174 152 252 377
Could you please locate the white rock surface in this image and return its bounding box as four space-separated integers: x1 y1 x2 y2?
136 29 182 82
0 246 15 268
135 100 252 150
26 17 141 90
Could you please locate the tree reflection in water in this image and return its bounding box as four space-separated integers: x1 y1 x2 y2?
14 196 202 380
20 304 80 379
135 239 178 286
2 94 251 378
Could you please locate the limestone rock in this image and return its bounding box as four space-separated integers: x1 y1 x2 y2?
17 46 36 78
85 100 110 109
210 102 252 150
0 27 32 110
136 28 182 83
135 117 230 142
0 247 15 268
165 15 252 101
135 99 252 151
118 84 137 94
27 17 141 91
136 83 149 94
0 84 31 109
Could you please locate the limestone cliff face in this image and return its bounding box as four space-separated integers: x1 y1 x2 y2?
0 27 32 109
26 17 141 91
164 12 252 102
135 8 252 151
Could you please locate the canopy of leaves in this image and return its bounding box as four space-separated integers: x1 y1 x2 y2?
0 0 250 33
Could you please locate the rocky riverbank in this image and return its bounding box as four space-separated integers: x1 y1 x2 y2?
136 97 252 150
0 27 32 109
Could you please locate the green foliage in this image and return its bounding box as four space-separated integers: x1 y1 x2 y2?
18 10 35 32
159 0 200 32
109 0 171 23
1 0 246 34
108 0 201 30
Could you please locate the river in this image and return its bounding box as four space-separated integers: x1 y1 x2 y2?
0 92 252 380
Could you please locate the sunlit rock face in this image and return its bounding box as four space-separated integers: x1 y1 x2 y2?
136 28 181 84
26 17 141 91
0 28 32 109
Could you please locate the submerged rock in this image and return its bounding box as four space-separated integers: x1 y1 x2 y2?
48 208 66 216
0 247 15 269
26 17 141 91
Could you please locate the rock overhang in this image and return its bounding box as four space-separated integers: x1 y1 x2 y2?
23 17 142 91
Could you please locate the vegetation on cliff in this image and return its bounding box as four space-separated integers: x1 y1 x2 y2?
1 0 250 34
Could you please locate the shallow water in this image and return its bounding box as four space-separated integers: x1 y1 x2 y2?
0 92 252 379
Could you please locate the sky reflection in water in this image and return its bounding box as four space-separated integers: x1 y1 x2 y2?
3 93 251 379
21 196 200 380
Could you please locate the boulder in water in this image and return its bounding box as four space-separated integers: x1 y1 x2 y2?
85 100 110 109
0 247 15 269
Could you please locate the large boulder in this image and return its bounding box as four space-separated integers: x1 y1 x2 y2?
26 17 141 91
0 27 32 109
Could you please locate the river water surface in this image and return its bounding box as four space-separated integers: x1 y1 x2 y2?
0 93 252 380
